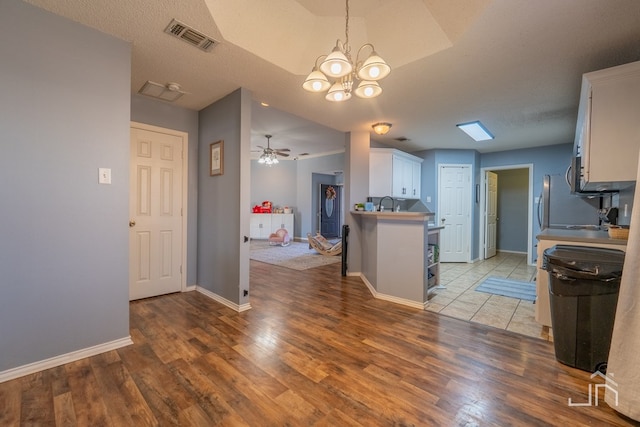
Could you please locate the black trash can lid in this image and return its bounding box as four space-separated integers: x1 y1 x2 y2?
543 245 625 279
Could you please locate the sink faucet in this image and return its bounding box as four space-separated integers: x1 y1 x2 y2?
378 196 395 212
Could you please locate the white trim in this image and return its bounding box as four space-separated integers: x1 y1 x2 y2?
478 164 534 265
196 286 252 312
130 121 190 293
0 336 133 383
358 273 425 310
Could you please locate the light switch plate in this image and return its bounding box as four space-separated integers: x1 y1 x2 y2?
98 168 111 184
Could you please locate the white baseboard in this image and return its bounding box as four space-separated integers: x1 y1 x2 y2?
357 273 425 310
196 286 252 312
497 249 527 255
0 336 133 383
183 285 197 292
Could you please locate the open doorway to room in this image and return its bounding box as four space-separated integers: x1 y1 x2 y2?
312 172 344 238
478 164 534 265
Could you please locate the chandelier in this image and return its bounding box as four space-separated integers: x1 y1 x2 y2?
302 0 391 102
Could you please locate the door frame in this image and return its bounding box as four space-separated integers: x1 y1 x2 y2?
130 121 189 293
437 164 472 263
478 163 534 266
484 171 498 259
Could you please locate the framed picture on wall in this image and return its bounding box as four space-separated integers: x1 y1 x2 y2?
210 140 224 176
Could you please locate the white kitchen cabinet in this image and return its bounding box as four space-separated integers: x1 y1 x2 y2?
250 213 294 239
370 148 423 199
574 60 640 192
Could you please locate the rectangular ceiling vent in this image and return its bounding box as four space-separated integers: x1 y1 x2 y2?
164 19 217 52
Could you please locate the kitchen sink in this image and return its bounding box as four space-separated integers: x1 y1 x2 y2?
565 225 602 230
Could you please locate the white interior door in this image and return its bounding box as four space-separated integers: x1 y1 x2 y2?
129 126 183 300
485 171 498 259
438 165 471 262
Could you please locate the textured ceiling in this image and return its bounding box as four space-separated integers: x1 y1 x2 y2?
24 0 640 158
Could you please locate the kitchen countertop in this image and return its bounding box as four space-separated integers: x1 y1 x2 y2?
537 228 628 246
351 210 434 220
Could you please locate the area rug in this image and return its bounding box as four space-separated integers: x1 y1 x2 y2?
475 276 536 301
250 240 341 271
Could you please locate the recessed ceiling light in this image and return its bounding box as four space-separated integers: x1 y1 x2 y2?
456 120 494 141
260 102 269 107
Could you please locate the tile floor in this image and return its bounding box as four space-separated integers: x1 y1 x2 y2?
426 252 553 341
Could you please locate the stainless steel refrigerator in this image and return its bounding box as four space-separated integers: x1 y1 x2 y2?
538 174 601 229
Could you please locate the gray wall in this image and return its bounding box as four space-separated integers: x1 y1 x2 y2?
251 153 344 239
130 95 199 286
0 1 131 371
197 89 251 305
415 143 577 262
296 153 345 238
495 169 529 252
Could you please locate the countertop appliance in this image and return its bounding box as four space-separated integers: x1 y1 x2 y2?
538 174 601 229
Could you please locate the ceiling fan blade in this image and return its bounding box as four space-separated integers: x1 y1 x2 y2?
257 145 265 149
276 152 290 157
276 148 291 152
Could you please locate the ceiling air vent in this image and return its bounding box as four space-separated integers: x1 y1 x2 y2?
164 19 217 52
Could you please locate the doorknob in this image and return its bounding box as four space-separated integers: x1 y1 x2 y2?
129 220 136 227
441 218 446 223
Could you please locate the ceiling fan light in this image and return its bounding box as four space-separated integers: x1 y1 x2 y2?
320 47 352 78
354 80 382 98
302 69 331 92
357 52 391 81
372 122 392 135
326 81 351 102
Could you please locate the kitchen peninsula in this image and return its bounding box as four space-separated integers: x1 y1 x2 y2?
352 211 442 309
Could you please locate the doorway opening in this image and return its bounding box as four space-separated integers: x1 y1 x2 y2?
312 172 344 238
478 164 534 265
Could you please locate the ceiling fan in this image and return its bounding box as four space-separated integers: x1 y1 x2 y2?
255 135 290 165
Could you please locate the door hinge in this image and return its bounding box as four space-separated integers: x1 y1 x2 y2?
180 265 182 274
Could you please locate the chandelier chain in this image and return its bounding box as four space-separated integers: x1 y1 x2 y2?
344 0 350 59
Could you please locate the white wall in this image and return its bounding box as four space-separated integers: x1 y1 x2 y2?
0 1 131 373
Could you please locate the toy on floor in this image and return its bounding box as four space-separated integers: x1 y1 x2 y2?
268 228 290 246
307 233 342 256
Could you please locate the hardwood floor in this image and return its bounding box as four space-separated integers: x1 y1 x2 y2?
1 260 637 426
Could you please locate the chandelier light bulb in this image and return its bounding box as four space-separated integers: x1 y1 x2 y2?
320 48 352 78
357 52 391 81
354 80 382 99
302 68 331 92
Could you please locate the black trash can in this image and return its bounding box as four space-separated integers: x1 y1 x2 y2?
542 245 625 372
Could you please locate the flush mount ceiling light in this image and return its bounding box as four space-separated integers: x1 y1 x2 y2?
138 81 186 102
372 122 392 135
302 0 390 102
456 120 494 141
